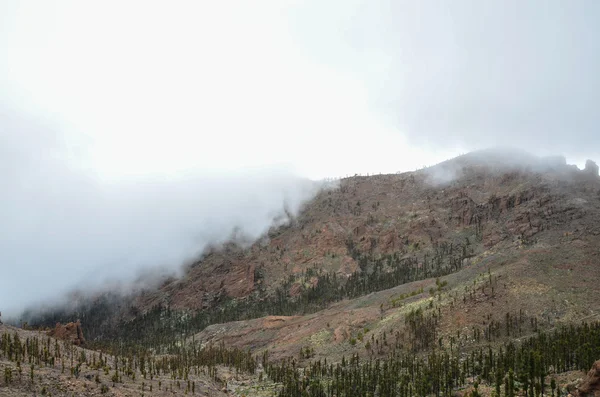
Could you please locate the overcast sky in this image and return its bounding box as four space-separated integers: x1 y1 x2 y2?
1 1 599 317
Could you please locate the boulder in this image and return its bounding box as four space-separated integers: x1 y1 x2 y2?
48 320 85 346
577 360 600 396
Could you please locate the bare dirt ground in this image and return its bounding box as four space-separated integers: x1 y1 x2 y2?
0 324 227 397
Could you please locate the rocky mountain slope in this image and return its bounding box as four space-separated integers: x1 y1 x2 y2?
28 151 600 337
14 149 600 396
140 149 600 311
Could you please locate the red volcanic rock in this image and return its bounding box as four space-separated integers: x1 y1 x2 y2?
577 360 600 397
289 282 302 298
48 320 85 346
223 262 255 298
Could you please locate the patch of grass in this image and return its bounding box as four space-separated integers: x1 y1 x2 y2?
309 329 331 347
389 287 425 307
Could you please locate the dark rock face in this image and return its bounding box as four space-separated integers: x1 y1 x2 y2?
584 160 599 177
48 320 86 346
577 360 600 396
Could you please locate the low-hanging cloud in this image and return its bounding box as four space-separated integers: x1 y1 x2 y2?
0 107 322 318
420 147 583 186
286 0 600 159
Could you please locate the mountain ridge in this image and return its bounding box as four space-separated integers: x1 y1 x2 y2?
21 150 600 338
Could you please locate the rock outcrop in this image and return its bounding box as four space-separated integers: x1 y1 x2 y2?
48 320 85 346
577 360 600 396
585 160 599 177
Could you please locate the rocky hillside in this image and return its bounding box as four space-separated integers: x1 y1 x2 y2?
11 149 600 396
0 323 228 397
26 151 600 343
149 150 600 306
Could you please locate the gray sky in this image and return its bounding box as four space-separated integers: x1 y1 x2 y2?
1 1 599 316
285 0 600 158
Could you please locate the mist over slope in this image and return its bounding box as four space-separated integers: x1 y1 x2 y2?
0 108 323 318
21 148 600 346
419 148 589 185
